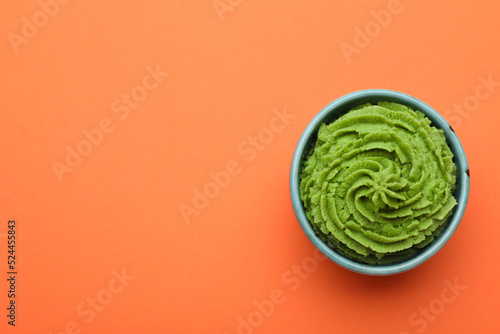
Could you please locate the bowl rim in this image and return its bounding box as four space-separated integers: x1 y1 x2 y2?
290 89 470 275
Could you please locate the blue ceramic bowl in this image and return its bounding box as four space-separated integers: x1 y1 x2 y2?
290 89 470 275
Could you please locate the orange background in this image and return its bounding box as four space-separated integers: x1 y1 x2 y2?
1 1 498 333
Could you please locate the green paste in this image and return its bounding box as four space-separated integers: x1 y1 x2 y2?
300 102 457 264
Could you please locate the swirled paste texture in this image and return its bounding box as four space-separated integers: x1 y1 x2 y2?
300 102 457 264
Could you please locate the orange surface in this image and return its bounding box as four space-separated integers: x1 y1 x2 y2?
0 1 498 333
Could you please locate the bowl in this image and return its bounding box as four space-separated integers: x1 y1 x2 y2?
290 89 470 275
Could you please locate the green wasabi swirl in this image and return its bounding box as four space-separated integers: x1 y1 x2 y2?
300 102 457 264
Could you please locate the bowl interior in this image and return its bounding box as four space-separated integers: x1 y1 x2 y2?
290 89 470 275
